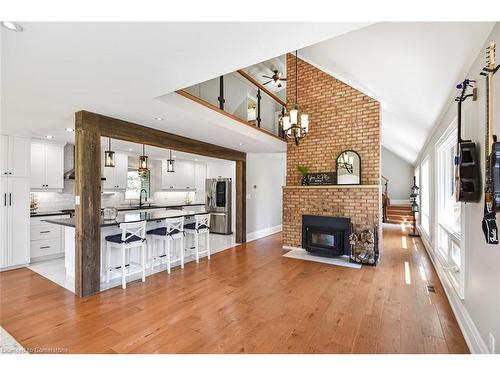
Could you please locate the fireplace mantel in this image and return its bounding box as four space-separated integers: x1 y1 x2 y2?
283 185 379 189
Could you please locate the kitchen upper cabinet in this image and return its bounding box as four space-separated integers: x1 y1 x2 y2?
102 152 128 190
194 162 206 192
30 142 64 190
1 135 31 178
0 177 30 270
177 160 195 189
161 160 196 190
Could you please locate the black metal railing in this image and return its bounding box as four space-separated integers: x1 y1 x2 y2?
180 70 287 139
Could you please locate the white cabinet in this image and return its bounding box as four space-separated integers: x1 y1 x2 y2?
30 142 64 190
0 177 30 270
30 215 68 260
161 160 196 190
1 135 31 178
102 152 128 190
194 162 206 193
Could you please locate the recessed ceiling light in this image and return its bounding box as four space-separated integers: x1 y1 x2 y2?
173 155 177 158
65 128 74 132
194 158 198 162
238 143 244 146
1 22 23 32
155 117 164 121
128 148 133 152
45 135 54 140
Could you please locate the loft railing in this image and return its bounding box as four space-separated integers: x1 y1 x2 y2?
381 175 389 223
177 70 287 140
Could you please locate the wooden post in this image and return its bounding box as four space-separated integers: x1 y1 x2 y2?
74 111 102 297
235 159 246 243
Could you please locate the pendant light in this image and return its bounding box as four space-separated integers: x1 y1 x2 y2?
104 137 115 167
281 50 309 145
166 149 175 173
138 144 148 177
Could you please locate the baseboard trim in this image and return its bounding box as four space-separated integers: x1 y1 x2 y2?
417 226 489 354
247 225 282 242
0 263 30 272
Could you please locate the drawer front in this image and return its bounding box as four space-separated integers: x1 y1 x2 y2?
30 214 69 226
31 223 62 241
31 238 62 258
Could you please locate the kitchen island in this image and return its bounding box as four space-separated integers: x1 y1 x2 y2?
45 208 208 282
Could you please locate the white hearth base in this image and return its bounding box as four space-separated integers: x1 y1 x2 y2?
282 247 361 269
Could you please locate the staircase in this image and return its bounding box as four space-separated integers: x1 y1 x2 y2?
386 204 413 225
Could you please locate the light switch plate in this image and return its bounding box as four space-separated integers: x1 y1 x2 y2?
75 196 80 205
246 194 251 200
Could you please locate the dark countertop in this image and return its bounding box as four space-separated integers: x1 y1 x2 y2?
30 203 205 217
30 211 72 218
44 208 209 228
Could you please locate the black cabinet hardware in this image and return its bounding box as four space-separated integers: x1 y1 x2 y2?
40 230 51 234
9 193 11 206
40 246 51 249
3 193 6 206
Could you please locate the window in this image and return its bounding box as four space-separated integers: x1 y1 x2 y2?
415 166 420 225
436 126 464 298
420 157 430 236
125 168 151 200
438 133 461 234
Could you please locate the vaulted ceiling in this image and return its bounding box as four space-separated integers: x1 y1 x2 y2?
0 22 369 152
1 22 495 162
300 22 495 164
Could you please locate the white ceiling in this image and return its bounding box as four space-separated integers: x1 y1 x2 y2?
300 22 495 164
0 22 370 152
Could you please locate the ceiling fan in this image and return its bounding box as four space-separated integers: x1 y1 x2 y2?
262 70 287 88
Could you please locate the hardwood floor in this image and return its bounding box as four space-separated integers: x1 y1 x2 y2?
0 225 469 354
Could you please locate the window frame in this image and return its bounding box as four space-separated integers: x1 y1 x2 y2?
125 168 151 200
435 122 465 299
420 156 431 238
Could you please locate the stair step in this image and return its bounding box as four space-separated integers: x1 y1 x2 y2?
387 205 412 210
386 219 413 225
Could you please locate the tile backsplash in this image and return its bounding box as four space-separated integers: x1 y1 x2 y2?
32 179 203 212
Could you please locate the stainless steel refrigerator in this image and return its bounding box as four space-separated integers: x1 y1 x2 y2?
205 178 232 235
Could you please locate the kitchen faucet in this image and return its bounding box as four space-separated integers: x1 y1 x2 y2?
139 189 148 208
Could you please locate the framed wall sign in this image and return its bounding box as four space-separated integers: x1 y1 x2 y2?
305 172 337 186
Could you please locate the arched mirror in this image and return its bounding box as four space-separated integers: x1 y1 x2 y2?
336 150 361 185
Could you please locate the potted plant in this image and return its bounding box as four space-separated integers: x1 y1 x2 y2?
296 165 310 186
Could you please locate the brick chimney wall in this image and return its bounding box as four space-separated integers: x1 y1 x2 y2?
282 54 381 248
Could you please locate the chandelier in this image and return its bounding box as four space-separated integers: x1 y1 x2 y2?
138 144 149 178
166 149 175 173
104 137 115 167
281 50 309 145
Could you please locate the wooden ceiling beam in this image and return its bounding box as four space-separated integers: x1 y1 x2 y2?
77 110 246 162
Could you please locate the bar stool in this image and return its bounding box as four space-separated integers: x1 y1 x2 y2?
184 214 211 263
147 216 185 274
105 221 147 289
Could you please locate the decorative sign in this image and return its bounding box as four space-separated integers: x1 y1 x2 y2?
305 172 337 186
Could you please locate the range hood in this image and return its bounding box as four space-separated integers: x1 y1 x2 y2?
64 144 106 181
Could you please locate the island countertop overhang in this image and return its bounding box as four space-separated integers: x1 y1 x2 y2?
44 209 209 228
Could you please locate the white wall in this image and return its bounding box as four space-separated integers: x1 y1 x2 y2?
246 153 286 241
414 23 500 354
381 146 414 203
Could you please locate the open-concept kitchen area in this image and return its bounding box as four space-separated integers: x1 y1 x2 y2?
27 139 237 292
2 8 500 372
